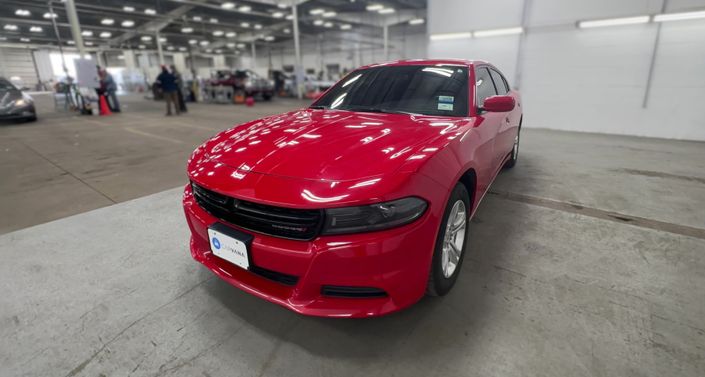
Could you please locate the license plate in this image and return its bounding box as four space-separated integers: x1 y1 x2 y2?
208 223 253 270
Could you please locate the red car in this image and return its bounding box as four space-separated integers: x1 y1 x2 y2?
183 59 522 317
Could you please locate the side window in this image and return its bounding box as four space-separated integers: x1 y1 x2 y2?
475 67 497 108
489 69 509 95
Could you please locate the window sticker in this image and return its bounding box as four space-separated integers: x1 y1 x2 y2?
438 95 454 111
438 95 454 103
438 103 454 111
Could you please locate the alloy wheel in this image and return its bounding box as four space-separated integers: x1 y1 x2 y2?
441 200 467 278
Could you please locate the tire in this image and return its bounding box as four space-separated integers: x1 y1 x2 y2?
504 122 521 169
26 114 37 122
262 93 273 101
427 183 471 296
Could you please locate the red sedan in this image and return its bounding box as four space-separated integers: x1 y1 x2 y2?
183 59 522 317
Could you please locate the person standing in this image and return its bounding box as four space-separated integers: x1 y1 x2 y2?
101 69 120 112
171 65 187 113
155 66 179 116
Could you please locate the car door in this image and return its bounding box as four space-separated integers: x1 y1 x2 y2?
488 68 519 162
474 66 504 175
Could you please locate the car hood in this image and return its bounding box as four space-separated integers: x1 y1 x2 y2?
198 109 468 181
0 89 22 108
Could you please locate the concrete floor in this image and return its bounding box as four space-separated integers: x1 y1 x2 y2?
0 96 704 377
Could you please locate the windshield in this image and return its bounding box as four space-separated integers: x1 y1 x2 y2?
312 65 469 117
0 79 17 91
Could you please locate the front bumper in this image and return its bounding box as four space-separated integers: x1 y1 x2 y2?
183 184 440 318
0 105 35 120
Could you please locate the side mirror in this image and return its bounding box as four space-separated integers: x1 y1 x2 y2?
483 95 515 112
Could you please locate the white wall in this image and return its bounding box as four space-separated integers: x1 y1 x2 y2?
428 0 705 141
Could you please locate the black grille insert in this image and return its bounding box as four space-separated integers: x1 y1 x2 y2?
321 286 388 298
192 182 323 240
250 265 299 286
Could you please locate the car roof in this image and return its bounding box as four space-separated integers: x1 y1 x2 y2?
357 59 489 70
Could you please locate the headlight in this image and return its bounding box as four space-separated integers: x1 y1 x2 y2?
321 197 427 235
14 99 28 107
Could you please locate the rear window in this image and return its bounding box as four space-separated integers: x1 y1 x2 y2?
312 65 469 117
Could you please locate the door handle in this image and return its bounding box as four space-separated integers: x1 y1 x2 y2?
505 117 510 123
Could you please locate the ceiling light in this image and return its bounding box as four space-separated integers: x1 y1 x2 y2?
193 16 202 21
285 14 294 20
239 5 251 12
429 32 472 41
121 20 135 27
101 18 114 25
179 47 187 51
199 40 209 46
141 35 152 41
210 18 218 23
66 40 75 45
145 9 157 15
30 26 43 33
123 6 135 12
310 8 325 15
139 44 146 49
313 19 324 26
272 12 284 18
215 49 223 53
4 24 18 31
578 16 650 28
85 41 93 46
278 3 288 9
15 9 31 17
206 49 213 53
213 30 224 36
181 27 193 33
117 55 125 60
241 22 250 27
221 2 235 9
340 24 352 30
81 30 93 36
366 4 383 11
226 42 235 48
100 31 112 38
378 8 395 14
167 46 175 51
323 22 333 28
264 36 275 41
254 24 262 29
189 39 197 45
20 37 31 42
654 10 705 22
473 26 523 37
283 28 291 33
237 43 246 48
159 37 167 42
323 11 337 18
409 18 425 25
226 31 236 37
43 12 58 19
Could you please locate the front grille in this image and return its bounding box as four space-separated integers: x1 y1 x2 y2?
250 265 299 286
321 286 388 298
192 182 323 240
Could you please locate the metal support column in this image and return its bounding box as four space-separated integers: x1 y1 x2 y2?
383 24 389 61
156 31 165 65
291 0 303 99
643 0 669 108
251 42 256 68
64 0 87 58
513 0 532 90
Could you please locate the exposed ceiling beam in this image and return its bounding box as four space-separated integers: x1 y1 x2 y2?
108 0 209 45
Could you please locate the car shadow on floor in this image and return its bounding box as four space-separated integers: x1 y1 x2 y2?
197 163 533 367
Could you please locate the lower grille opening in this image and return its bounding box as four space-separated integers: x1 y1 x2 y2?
321 285 388 298
250 265 299 286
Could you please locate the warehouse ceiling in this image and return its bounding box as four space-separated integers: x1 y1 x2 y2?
0 0 426 53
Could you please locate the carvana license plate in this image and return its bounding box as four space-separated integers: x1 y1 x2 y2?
208 223 253 270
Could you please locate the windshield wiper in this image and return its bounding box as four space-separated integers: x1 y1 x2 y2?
347 107 420 116
309 105 327 109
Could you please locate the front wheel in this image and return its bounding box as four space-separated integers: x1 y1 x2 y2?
504 124 521 169
427 183 471 296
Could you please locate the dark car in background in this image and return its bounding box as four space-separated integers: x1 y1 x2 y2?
0 78 37 122
211 69 275 100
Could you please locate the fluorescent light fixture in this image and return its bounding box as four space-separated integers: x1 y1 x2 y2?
15 9 31 17
254 24 262 29
167 46 174 51
285 14 294 20
239 5 251 12
30 26 43 33
85 41 93 46
43 12 58 19
366 4 383 11
429 32 472 41
145 9 157 15
310 8 325 15
221 2 235 9
264 36 275 41
121 20 135 27
409 18 425 25
181 27 193 33
237 43 246 48
378 8 396 14
81 30 93 36
340 24 352 30
141 35 152 41
20 37 31 42
654 10 705 22
213 30 224 36
206 49 213 53
123 6 135 12
139 44 146 49
226 31 236 37
100 31 112 38
324 22 333 28
193 16 202 21
473 26 523 37
188 39 197 45
199 40 209 46
313 19 324 26
226 42 235 48
578 16 650 28
4 24 18 31
210 18 218 23
241 22 250 27
283 28 291 33
179 47 187 51
323 11 337 18
215 49 222 54
272 12 284 18
101 18 114 25
66 40 75 45
117 55 125 60
159 37 167 42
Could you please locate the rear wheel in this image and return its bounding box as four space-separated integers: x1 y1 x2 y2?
504 123 521 169
427 183 470 296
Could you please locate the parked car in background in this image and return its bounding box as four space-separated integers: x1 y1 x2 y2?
210 69 275 100
183 59 522 317
0 77 37 122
